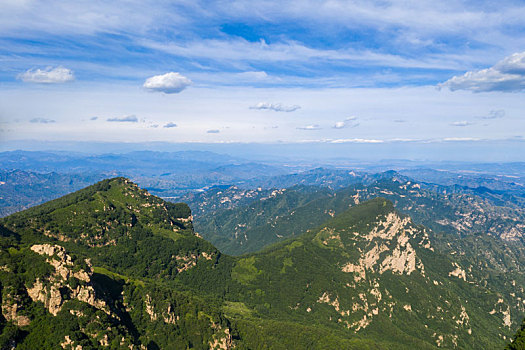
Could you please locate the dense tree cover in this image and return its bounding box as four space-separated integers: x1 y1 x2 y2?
507 318 525 349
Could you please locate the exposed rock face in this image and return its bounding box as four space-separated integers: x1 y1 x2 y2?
1 293 31 327
61 335 84 350
27 244 109 316
449 262 467 281
144 294 181 325
175 251 214 273
313 210 434 333
209 326 234 350
341 212 428 282
144 294 158 321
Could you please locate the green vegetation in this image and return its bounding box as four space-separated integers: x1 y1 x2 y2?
231 256 261 285
0 177 522 349
192 176 525 260
507 318 525 349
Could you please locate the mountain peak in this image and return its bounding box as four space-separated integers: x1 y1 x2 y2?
323 197 396 231
2 177 193 246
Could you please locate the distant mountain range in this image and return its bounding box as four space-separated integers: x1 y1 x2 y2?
2 150 524 218
1 178 524 348
0 150 298 216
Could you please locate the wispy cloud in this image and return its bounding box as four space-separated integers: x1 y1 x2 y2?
207 129 220 133
18 66 74 83
30 117 55 124
440 52 525 92
4 1 525 90
450 121 473 127
90 116 98 121
250 102 301 112
107 115 138 122
143 72 192 94
478 109 505 119
163 122 177 128
236 71 269 81
297 124 321 130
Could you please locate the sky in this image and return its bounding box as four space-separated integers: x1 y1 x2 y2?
0 0 524 159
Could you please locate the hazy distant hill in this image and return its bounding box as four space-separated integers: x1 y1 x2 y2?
0 150 289 178
0 169 105 217
0 150 297 215
399 168 525 197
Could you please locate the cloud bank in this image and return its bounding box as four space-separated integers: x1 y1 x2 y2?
18 66 74 84
331 138 384 143
107 115 138 122
30 117 56 124
250 102 301 112
440 52 525 92
143 72 192 93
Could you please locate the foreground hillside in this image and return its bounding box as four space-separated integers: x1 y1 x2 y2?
0 178 522 348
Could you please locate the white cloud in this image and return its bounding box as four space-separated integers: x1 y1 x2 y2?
497 52 525 75
443 137 482 141
163 122 177 128
333 116 359 129
18 66 74 83
297 124 321 130
330 138 383 143
143 72 192 94
107 115 138 122
450 121 473 127
440 52 525 92
250 102 300 112
30 117 55 124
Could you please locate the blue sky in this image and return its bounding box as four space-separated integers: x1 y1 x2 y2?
0 0 524 153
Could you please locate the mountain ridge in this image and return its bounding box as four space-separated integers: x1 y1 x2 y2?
0 178 522 349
